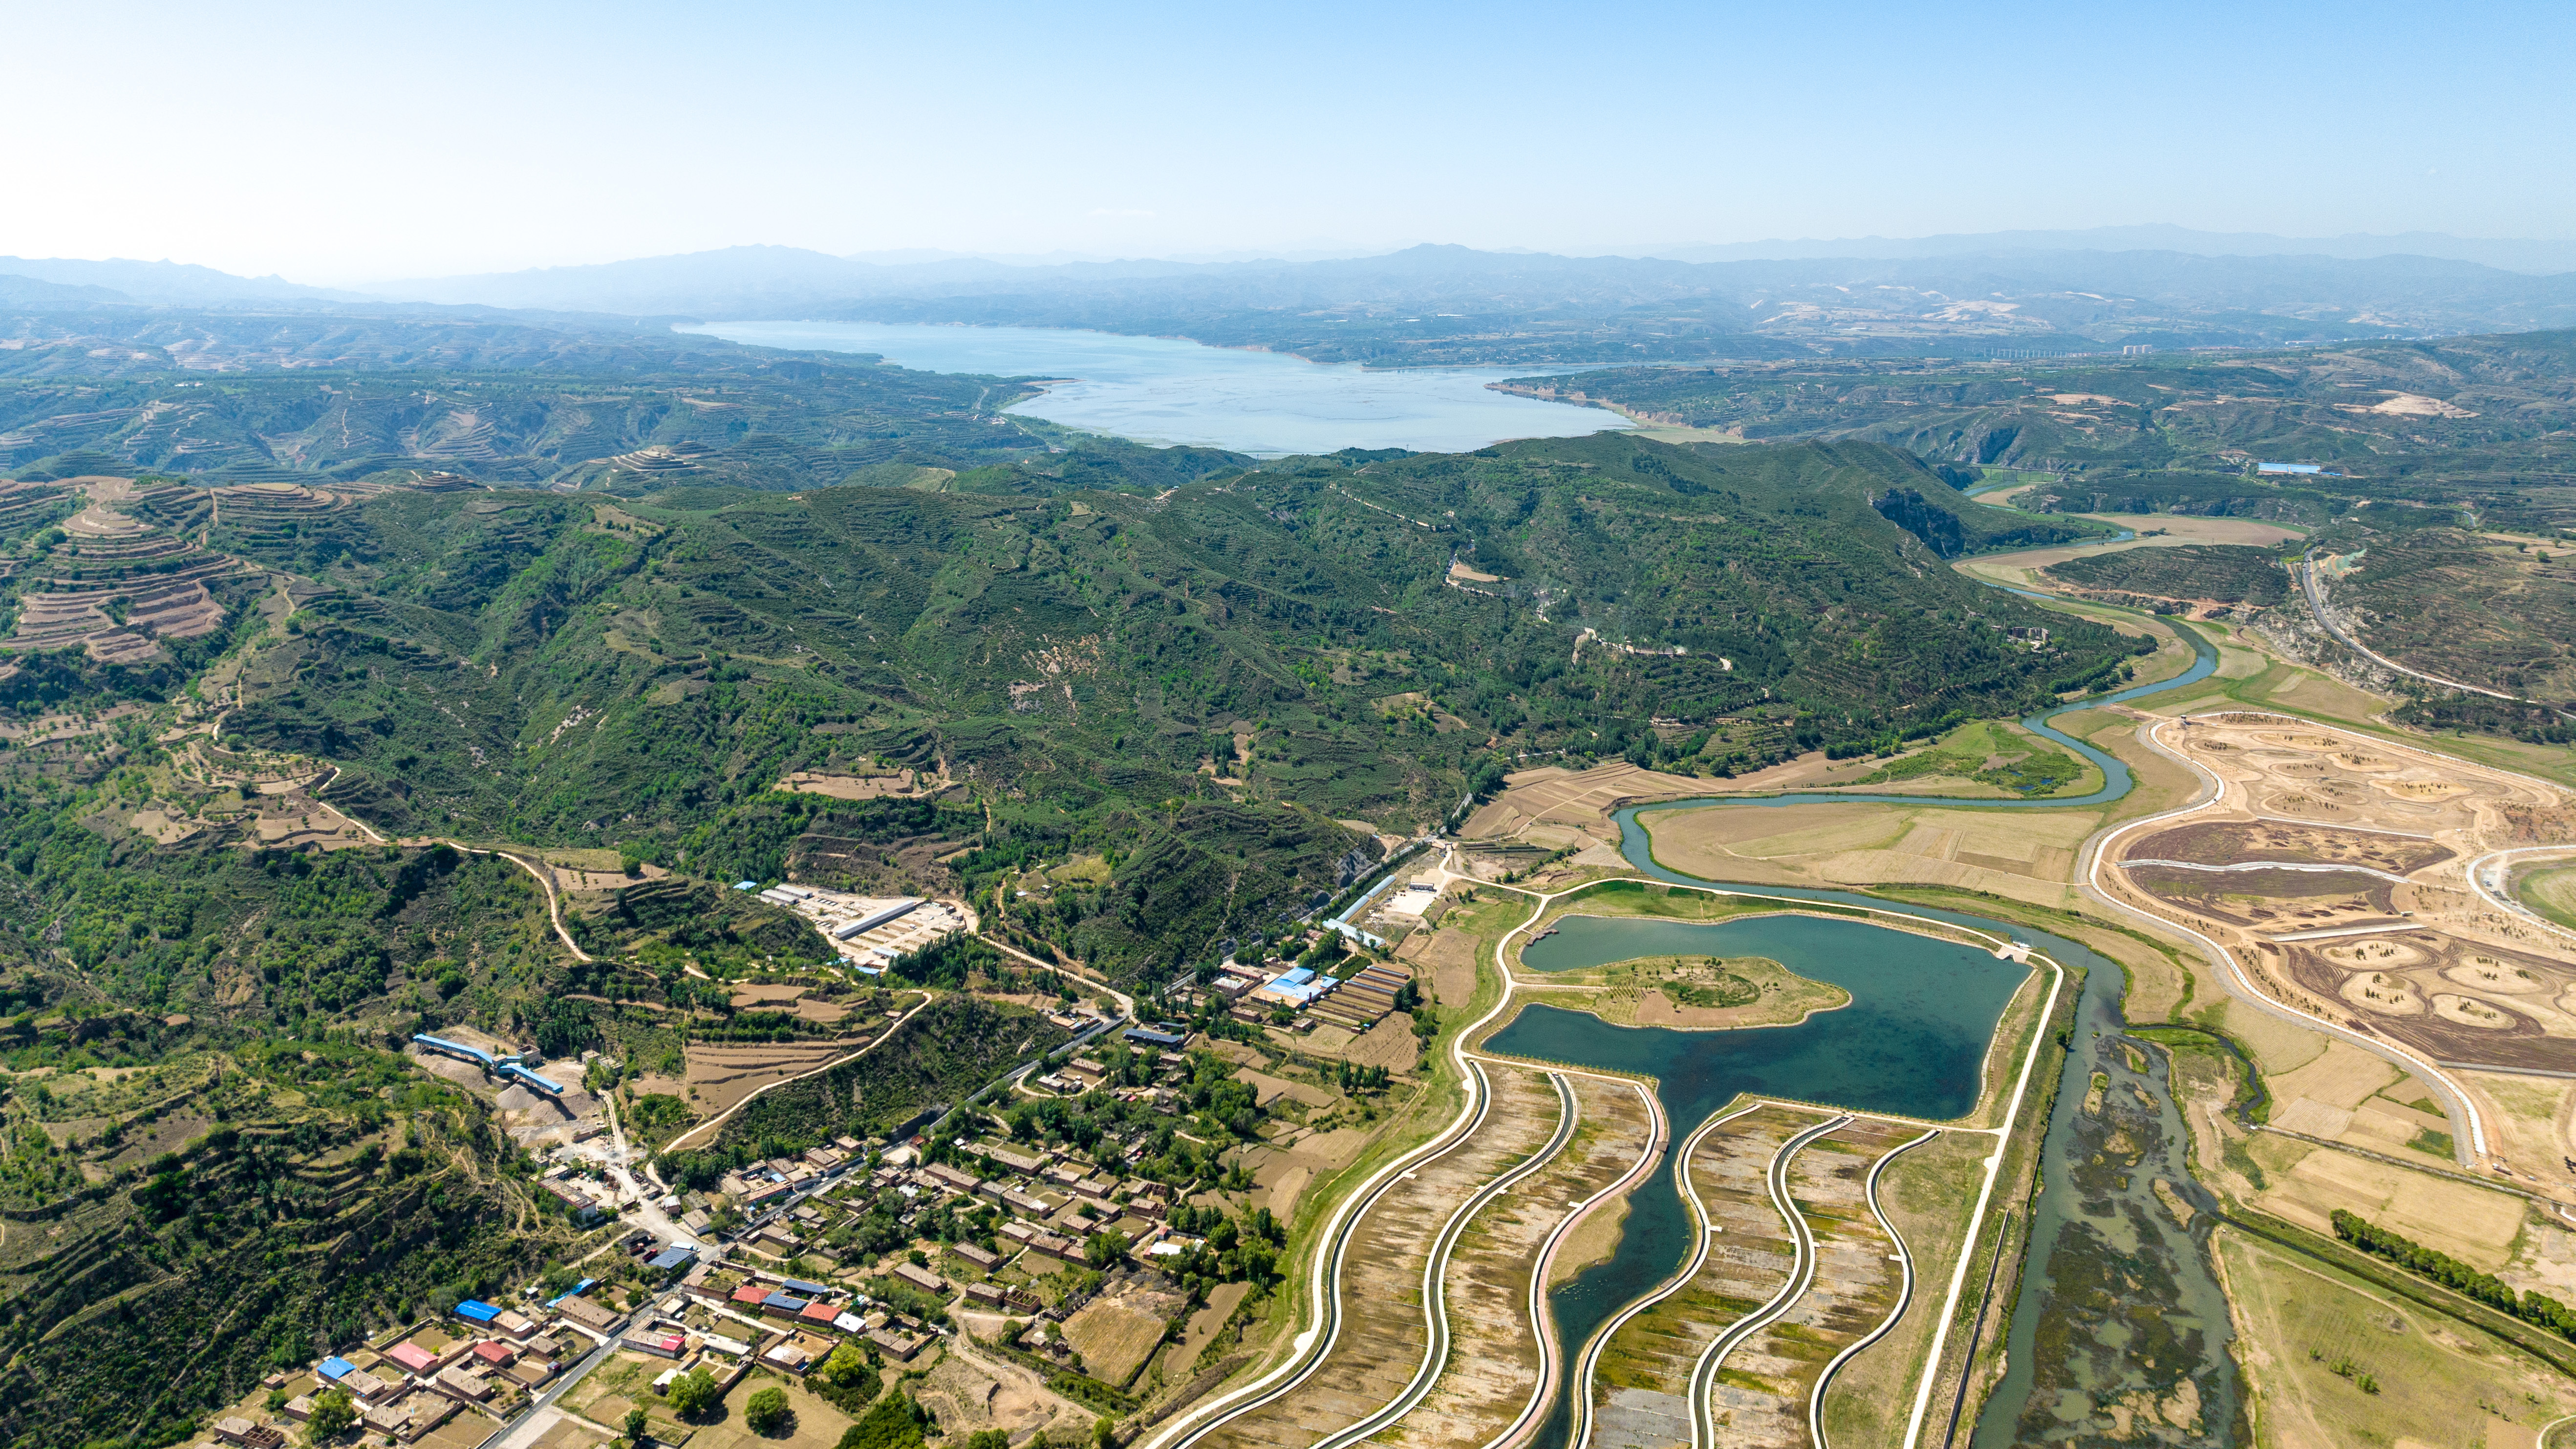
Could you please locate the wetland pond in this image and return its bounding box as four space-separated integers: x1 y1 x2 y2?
1490 912 2027 1449
1497 899 2242 1448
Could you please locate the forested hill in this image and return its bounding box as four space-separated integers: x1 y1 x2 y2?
0 433 2133 984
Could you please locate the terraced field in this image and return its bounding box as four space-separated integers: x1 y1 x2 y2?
0 476 259 666
1385 1071 1661 1449
1196 1065 1576 1449
1586 1103 1823 1449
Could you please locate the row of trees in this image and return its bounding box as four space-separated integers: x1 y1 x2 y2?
2331 1209 2576 1341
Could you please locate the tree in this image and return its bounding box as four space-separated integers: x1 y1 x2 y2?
624 1405 651 1443
665 1367 721 1420
745 1386 792 1436
837 1393 932 1449
965 1432 1012 1449
304 1388 356 1443
1084 1229 1131 1269
1094 1415 1118 1449
820 1341 873 1388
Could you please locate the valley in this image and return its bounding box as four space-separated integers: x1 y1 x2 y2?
0 312 2570 1449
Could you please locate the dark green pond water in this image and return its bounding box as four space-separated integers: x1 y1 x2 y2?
1500 891 2241 1449
1489 912 2028 1449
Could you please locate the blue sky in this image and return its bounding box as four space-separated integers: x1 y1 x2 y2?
8 0 2572 282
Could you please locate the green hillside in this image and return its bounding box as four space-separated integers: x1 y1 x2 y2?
0 415 2166 1443
2044 544 2291 606
7 434 2145 988
1516 331 2576 531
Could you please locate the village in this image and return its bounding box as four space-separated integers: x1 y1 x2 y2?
182 865 1466 1449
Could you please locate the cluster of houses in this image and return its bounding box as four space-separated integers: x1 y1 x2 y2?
206 1286 634 1449
668 1266 938 1367
1179 954 1416 1034
717 1135 866 1211
1029 1028 1193 1097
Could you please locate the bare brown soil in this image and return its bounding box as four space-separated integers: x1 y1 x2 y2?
2097 711 2576 1187
1395 927 1482 1009
683 1036 876 1114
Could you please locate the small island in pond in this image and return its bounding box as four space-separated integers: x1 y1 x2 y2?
1532 952 1851 1030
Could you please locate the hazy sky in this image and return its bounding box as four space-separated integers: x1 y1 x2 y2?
9 0 2573 285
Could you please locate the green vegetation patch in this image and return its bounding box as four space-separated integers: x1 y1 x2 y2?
1851 718 2088 796
2044 544 2291 607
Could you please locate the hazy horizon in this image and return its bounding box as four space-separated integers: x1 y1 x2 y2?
9 0 2574 286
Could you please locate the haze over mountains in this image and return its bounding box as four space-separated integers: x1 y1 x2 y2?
6 228 2576 373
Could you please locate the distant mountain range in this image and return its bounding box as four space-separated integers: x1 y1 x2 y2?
0 256 368 307
7 228 2576 369
1635 225 2576 275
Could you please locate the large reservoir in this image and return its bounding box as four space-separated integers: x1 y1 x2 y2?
679 320 1631 456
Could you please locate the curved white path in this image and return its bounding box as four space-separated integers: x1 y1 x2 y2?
2084 712 2505 1163
1310 1069 1579 1449
1148 872 2066 1449
1685 1114 1849 1448
1810 1128 1940 1449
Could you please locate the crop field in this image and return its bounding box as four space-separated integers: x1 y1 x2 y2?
1460 761 1713 852
1394 925 1483 1009
1066 1274 1192 1386
683 1034 877 1115
1640 797 2103 909
2249 1140 2529 1269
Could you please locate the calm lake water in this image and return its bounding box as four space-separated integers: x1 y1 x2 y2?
678 320 1630 456
1488 911 2028 1449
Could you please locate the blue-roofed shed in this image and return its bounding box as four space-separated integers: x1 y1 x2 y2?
648 1246 696 1272
319 1356 357 1381
762 1291 810 1314
455 1299 500 1323
1124 1026 1188 1049
779 1277 830 1297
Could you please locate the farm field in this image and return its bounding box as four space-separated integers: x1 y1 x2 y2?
2217 1230 2576 1449
683 1034 880 1116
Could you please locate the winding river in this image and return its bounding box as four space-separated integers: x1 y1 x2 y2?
1500 611 2244 1446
